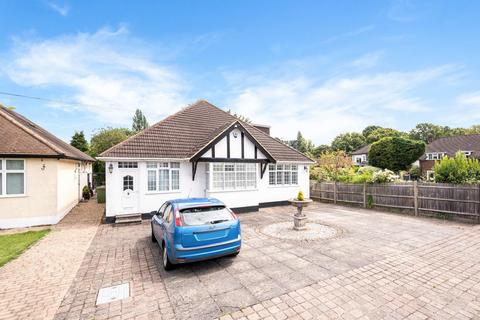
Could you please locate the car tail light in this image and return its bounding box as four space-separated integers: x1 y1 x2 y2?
227 208 237 220
174 209 183 227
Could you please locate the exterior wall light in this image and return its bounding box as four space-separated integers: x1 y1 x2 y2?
108 163 114 174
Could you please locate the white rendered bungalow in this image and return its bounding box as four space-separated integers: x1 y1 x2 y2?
98 100 314 222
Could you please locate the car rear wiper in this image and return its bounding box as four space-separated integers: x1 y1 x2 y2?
210 219 229 224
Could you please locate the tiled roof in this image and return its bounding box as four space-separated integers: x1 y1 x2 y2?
0 105 95 162
100 100 313 163
424 134 480 158
351 144 370 155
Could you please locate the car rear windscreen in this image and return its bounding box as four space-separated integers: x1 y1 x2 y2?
180 206 233 226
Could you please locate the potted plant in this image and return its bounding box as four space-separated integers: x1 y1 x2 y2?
82 185 91 201
289 190 313 230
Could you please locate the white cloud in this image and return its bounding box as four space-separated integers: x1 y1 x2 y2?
46 1 70 16
457 91 480 107
2 26 188 124
226 64 458 144
351 52 383 69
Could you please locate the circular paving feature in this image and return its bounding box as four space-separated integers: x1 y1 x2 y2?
261 221 339 241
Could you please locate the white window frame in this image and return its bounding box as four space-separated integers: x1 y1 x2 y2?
426 152 445 160
268 163 299 187
146 162 180 193
207 162 257 192
0 159 26 197
462 151 472 158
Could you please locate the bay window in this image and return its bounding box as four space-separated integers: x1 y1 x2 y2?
147 162 180 192
0 159 25 196
269 163 298 186
208 163 257 191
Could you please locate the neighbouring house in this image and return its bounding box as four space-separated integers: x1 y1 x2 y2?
0 105 95 228
419 134 480 177
351 145 370 165
97 100 314 222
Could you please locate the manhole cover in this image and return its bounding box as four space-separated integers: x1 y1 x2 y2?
96 283 130 305
261 221 338 241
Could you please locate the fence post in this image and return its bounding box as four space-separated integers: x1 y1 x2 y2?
477 184 480 224
363 182 367 208
333 181 337 204
413 180 419 216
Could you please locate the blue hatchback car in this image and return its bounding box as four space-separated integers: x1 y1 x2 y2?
151 198 241 270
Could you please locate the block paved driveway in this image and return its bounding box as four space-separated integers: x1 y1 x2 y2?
46 202 480 320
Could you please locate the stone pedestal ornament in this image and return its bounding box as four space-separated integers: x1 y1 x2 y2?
288 198 313 230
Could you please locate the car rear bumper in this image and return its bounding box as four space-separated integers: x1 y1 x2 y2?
171 235 241 264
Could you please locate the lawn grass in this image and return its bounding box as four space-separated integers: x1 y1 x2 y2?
0 229 50 267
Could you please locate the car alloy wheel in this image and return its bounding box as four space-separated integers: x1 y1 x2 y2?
163 246 168 268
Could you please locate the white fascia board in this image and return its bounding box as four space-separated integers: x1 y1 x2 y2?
96 157 190 162
275 160 316 164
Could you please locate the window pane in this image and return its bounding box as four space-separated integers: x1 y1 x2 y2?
236 171 246 189
6 160 24 170
147 162 157 168
247 172 256 188
159 169 169 191
123 175 133 191
0 159 2 170
236 163 246 171
269 171 275 185
225 172 235 189
225 164 235 171
171 170 180 190
284 164 291 170
292 171 298 185
246 163 256 171
276 164 284 171
268 164 275 171
276 171 283 184
170 162 180 168
148 170 157 191
159 162 169 168
291 164 298 171
213 172 224 189
213 163 223 171
7 173 24 194
0 173 2 195
284 171 291 184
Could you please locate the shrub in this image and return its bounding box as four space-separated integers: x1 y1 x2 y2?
297 191 305 201
82 185 91 201
315 150 352 181
372 169 399 183
369 137 425 172
434 152 480 184
408 166 422 180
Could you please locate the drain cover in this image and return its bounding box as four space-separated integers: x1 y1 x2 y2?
96 283 130 305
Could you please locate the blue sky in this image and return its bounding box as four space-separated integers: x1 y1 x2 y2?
1 1 480 144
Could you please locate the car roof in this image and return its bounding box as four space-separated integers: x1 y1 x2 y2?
168 197 225 209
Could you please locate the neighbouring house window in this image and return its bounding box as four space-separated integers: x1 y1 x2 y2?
426 153 445 160
269 164 298 186
118 162 138 168
147 162 180 192
0 159 25 196
209 163 256 191
462 151 472 158
123 175 133 191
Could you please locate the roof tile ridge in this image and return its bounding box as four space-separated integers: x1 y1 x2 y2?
99 102 200 157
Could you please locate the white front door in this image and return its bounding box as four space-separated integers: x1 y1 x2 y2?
121 172 138 214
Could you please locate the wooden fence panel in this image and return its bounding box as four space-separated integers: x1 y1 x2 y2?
310 181 480 222
367 183 415 209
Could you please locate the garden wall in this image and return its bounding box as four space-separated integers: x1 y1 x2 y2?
310 181 480 223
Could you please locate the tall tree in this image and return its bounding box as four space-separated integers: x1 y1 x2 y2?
409 123 448 143
89 128 132 157
132 109 149 133
365 128 405 144
331 132 366 153
70 131 89 152
362 125 382 138
368 137 425 172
